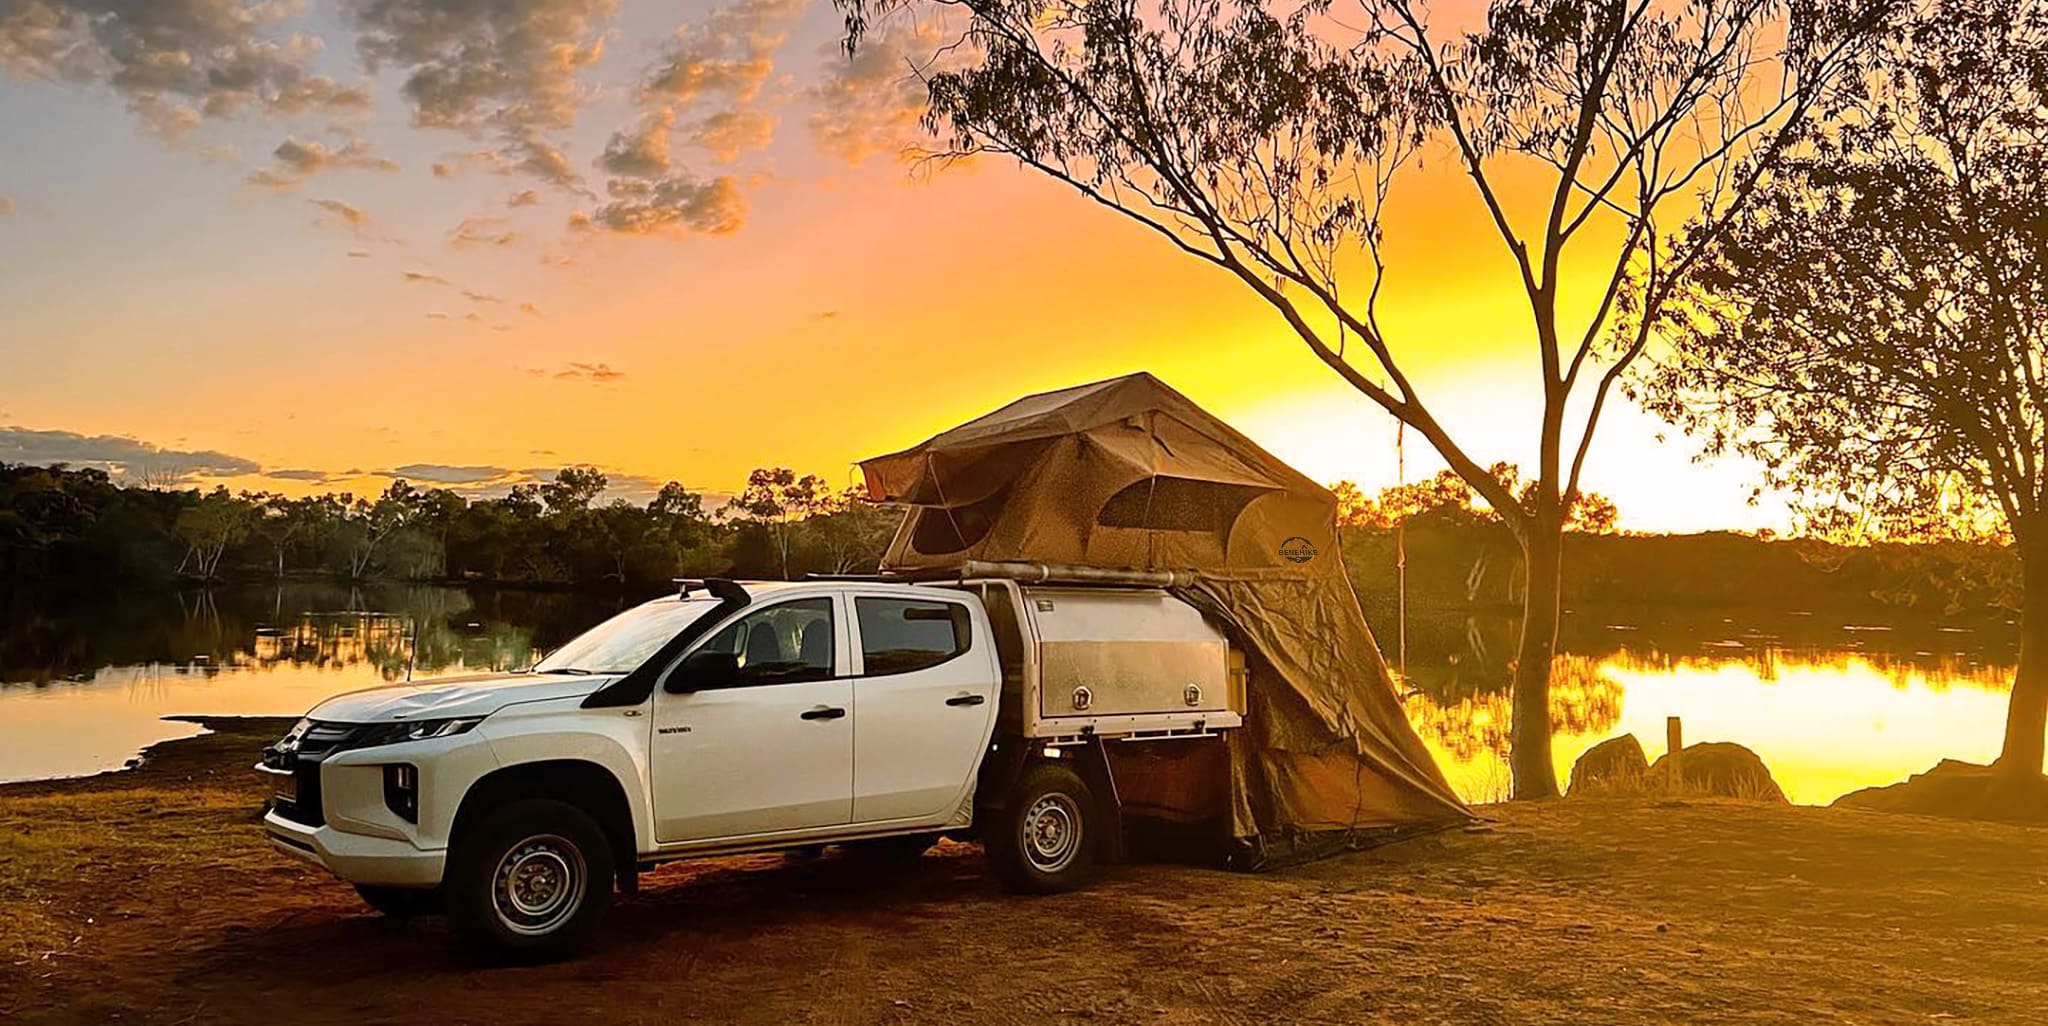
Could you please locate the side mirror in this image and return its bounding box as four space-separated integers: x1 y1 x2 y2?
665 650 740 693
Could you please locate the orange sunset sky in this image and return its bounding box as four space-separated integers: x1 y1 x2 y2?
0 0 1786 532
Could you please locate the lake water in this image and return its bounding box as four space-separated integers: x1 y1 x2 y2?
0 584 2021 804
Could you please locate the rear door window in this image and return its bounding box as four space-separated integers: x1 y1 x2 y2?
855 597 971 676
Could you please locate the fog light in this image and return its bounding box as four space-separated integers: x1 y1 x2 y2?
383 764 419 822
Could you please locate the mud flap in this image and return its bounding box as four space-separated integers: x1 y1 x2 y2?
973 736 1033 825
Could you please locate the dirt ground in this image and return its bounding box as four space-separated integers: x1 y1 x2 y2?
5 719 2047 1025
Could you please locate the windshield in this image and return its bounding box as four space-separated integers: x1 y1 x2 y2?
533 597 724 675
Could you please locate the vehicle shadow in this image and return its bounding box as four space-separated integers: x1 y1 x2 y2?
157 843 1015 992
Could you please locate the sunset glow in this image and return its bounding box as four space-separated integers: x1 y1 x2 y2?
0 0 1784 533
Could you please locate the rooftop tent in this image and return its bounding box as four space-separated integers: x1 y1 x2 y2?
859 372 1471 866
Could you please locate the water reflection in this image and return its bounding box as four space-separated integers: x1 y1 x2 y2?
0 584 637 783
1395 606 2020 804
0 586 2026 804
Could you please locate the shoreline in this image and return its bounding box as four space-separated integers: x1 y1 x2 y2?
0 715 296 796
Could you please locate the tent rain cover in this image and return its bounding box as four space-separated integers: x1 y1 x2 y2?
860 373 1470 866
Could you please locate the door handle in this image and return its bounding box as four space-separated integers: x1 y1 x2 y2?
945 694 987 707
800 706 847 721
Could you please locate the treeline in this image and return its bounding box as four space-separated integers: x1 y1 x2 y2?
4 459 2022 616
0 463 897 591
1335 468 2020 619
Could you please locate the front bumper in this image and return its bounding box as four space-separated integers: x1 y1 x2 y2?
263 807 446 887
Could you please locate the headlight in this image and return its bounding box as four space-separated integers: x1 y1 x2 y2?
260 718 314 769
355 717 486 749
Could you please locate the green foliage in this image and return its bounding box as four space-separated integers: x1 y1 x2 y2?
1640 0 2048 547
1333 467 1620 533
0 463 899 591
1342 518 2024 616
722 468 838 578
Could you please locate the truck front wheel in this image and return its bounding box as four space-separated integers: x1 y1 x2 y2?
986 763 1098 894
445 798 614 961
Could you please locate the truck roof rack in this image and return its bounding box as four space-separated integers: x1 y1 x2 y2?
673 577 750 604
897 561 1200 588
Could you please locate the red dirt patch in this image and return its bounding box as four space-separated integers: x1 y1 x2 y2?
5 719 2047 1024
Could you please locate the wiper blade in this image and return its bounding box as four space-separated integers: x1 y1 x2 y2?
536 667 596 675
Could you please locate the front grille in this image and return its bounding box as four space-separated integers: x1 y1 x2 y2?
297 722 362 758
264 720 360 828
273 762 325 827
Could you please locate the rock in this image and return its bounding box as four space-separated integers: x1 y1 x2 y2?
1833 759 2048 823
1643 742 1787 803
1569 734 1649 796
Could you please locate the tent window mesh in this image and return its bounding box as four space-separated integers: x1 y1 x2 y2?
1096 477 1270 533
908 488 1007 555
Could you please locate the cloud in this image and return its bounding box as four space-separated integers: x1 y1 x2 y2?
639 0 806 108
0 0 372 143
462 289 500 304
425 312 449 319
387 462 511 485
346 249 372 258
309 199 378 237
688 109 776 163
247 136 399 189
346 0 617 188
449 216 518 247
0 197 13 216
519 302 543 316
508 189 541 208
0 426 259 483
429 149 497 178
808 19 940 166
598 108 676 177
268 468 333 482
402 270 451 286
365 463 680 504
574 174 745 236
553 362 625 382
578 0 804 233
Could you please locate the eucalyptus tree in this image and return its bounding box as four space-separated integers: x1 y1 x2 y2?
726 467 832 580
1642 0 2048 788
173 487 255 580
835 0 1894 795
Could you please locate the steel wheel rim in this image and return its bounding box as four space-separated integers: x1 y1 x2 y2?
492 834 586 936
1022 792 1083 874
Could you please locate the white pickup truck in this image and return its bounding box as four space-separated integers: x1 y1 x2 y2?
261 574 1244 958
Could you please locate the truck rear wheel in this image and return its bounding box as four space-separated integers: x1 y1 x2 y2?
445 798 614 961
986 763 1098 894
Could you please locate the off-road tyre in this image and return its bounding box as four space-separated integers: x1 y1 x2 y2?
986 763 1098 894
444 798 614 962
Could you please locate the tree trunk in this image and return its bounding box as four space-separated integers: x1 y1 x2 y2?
1509 520 1565 799
1995 530 2048 781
